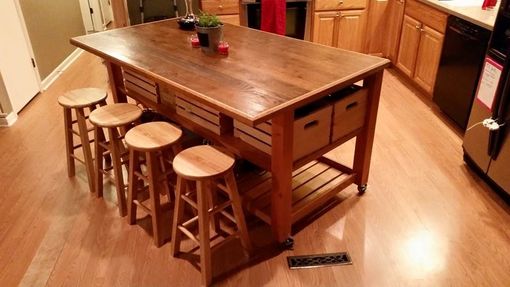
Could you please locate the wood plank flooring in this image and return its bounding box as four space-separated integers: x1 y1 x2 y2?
0 52 509 287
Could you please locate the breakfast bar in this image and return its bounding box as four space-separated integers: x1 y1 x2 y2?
71 19 390 244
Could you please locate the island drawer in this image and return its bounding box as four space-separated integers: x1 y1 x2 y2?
314 0 367 11
201 0 239 15
330 87 368 141
234 105 333 160
122 68 160 104
176 96 232 135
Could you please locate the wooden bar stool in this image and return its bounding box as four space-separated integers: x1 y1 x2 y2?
125 121 182 247
89 103 142 216
58 88 108 193
171 145 252 286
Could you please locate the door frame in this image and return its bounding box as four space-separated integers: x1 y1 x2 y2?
13 0 42 88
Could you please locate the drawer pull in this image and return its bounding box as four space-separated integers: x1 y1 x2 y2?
304 120 319 130
346 102 359 110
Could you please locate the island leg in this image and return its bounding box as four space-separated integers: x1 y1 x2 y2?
271 111 294 245
353 71 384 194
104 60 127 103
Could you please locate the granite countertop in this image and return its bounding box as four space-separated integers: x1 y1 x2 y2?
419 0 499 30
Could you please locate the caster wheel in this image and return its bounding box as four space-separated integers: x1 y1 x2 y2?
357 184 367 195
281 237 294 250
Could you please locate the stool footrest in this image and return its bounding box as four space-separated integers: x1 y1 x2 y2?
133 199 152 214
181 194 198 210
182 215 199 228
177 225 200 245
209 200 232 215
70 154 86 165
219 210 237 224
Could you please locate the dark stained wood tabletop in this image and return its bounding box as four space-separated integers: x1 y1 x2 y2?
71 19 390 124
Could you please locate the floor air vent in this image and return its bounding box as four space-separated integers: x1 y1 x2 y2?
287 252 352 269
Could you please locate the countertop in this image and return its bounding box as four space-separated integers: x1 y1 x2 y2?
71 19 389 125
419 0 499 30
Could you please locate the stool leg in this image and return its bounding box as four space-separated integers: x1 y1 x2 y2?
108 127 127 217
147 152 164 247
171 176 186 256
197 180 212 286
224 171 253 253
208 183 221 235
76 107 95 193
158 151 173 202
127 149 140 225
94 126 106 198
63 107 75 177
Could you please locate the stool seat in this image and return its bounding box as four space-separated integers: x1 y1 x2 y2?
58 88 107 108
173 145 235 180
125 122 182 152
89 103 142 128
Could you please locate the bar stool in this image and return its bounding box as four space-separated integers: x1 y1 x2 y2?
89 103 142 216
58 88 108 193
125 121 182 247
171 145 252 286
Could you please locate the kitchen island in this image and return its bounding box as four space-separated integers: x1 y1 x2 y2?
71 19 389 244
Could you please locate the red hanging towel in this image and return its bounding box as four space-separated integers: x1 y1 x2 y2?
261 0 286 35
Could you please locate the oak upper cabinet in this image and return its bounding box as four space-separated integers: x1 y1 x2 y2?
395 0 446 94
312 0 367 53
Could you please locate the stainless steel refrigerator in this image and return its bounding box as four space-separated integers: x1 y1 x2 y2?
463 4 510 197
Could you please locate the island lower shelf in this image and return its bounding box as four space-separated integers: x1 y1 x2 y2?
239 157 357 224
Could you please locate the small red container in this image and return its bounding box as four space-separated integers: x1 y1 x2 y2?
218 41 229 55
190 35 200 48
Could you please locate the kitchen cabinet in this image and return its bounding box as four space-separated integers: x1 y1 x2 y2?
383 0 405 61
312 9 366 52
200 0 239 25
413 26 443 93
365 0 389 56
395 15 421 77
395 0 446 94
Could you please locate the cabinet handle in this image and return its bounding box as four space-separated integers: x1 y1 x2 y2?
420 28 425 32
219 4 223 9
339 0 344 4
415 25 421 29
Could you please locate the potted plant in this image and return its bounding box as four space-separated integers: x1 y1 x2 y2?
195 13 223 54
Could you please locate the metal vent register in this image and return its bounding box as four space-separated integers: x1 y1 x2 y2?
287 252 353 269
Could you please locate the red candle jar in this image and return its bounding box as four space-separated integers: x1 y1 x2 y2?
218 41 229 55
190 35 200 48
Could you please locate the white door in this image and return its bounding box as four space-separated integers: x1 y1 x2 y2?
99 0 113 27
0 0 41 113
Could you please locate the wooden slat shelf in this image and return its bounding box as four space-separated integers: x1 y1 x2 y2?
121 87 272 170
239 158 356 225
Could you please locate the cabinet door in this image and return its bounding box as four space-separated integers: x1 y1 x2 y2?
414 25 444 94
312 12 339 47
384 0 405 61
395 15 421 77
365 0 389 56
336 10 366 52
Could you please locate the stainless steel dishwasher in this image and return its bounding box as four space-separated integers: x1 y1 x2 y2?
433 16 491 130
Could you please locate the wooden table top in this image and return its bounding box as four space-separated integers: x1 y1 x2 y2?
71 19 390 125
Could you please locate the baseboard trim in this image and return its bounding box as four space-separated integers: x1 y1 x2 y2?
41 48 83 90
0 112 18 127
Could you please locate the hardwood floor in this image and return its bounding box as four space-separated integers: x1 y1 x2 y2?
1 52 509 287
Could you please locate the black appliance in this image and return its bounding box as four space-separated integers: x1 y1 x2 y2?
463 4 510 199
433 16 491 130
242 0 308 40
